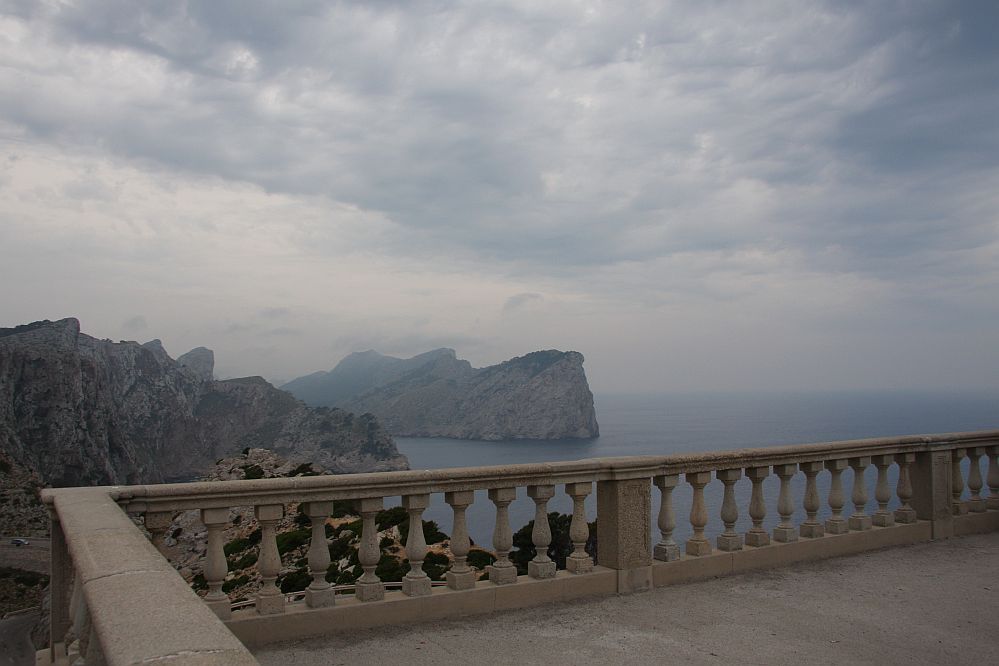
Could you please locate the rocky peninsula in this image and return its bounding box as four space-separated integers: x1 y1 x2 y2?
282 348 599 440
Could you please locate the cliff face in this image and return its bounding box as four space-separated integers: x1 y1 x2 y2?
283 349 599 440
0 319 407 488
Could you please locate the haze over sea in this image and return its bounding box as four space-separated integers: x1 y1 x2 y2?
395 390 999 547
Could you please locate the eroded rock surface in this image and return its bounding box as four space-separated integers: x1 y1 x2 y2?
0 318 408 490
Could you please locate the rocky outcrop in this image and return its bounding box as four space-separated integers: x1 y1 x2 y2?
0 319 407 489
177 346 214 381
282 349 599 440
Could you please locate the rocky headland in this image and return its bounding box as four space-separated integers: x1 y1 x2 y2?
0 318 408 508
282 348 599 440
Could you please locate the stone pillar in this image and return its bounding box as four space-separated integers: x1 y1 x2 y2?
772 464 798 542
144 511 173 556
653 475 680 561
987 445 999 511
716 469 742 551
486 487 518 585
527 485 557 579
304 501 335 608
966 447 986 512
445 491 476 589
745 466 771 547
401 494 432 597
356 497 385 601
201 507 232 620
799 462 824 538
825 459 849 534
894 453 917 523
910 448 954 539
951 449 968 515
597 477 652 593
254 504 285 615
565 482 594 573
685 472 712 556
848 457 872 531
871 455 895 527
49 514 71 663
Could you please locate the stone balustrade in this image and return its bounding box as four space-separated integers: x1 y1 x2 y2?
40 430 999 665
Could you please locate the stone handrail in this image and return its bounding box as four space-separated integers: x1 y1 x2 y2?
40 429 999 664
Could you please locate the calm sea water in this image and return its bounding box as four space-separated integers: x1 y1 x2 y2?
393 391 999 548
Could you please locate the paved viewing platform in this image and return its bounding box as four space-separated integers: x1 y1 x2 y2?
256 532 999 665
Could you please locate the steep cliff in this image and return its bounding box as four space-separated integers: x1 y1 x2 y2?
0 318 407 488
282 349 599 440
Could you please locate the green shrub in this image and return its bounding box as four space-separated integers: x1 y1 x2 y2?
191 574 207 591
276 528 311 554
247 528 262 545
279 568 312 593
375 506 407 530
379 536 394 550
223 538 251 556
229 552 257 571
467 549 496 570
293 505 312 528
332 501 358 519
398 518 448 545
328 536 352 562
291 463 321 477
423 551 450 580
222 574 250 593
375 554 405 582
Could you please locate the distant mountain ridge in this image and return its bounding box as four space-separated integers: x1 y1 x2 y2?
282 348 599 440
0 318 407 489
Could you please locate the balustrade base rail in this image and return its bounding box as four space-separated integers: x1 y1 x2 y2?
37 431 999 665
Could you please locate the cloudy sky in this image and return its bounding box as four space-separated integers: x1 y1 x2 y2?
1 1 997 393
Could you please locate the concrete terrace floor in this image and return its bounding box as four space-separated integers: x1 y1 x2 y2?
255 532 999 666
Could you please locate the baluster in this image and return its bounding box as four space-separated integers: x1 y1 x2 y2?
445 491 476 589
526 485 556 578
304 501 335 608
144 511 173 556
988 445 999 510
825 459 849 534
967 447 986 512
566 482 594 572
653 475 680 561
772 464 798 542
255 504 285 614
401 494 432 596
715 469 742 551
685 472 712 556
894 453 917 523
486 487 518 584
201 507 232 619
745 467 770 546
848 457 872 530
871 455 895 527
799 462 824 538
951 448 968 515
356 497 385 601
739 467 770 548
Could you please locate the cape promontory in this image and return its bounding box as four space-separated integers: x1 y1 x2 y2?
0 318 407 490
282 348 599 440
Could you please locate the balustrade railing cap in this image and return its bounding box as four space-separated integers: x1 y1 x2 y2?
41 429 999 510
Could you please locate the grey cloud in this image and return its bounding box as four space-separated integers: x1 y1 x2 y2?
259 307 291 319
503 293 544 312
121 315 147 333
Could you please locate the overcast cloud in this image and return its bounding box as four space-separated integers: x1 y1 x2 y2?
1 1 997 392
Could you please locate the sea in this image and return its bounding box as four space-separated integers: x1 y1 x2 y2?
391 390 999 548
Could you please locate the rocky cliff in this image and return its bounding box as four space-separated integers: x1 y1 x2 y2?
282 349 599 440
0 318 407 489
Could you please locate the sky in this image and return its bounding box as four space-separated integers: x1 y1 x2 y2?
1 1 997 394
